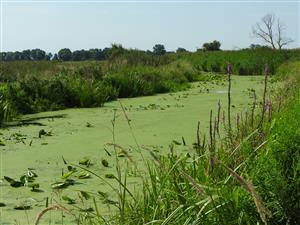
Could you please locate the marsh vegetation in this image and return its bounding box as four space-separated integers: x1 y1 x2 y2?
0 49 299 225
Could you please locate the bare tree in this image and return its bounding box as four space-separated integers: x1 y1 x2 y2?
252 14 293 50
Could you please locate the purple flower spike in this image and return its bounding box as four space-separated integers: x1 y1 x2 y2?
227 63 232 75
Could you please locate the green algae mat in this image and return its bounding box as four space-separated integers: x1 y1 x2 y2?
0 76 264 224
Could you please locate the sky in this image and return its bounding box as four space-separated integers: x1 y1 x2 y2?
1 0 299 53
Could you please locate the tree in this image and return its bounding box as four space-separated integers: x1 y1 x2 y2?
58 48 72 61
22 50 32 60
176 47 188 53
153 44 166 55
249 44 272 50
30 49 46 60
252 14 293 50
72 50 87 61
87 48 104 60
202 40 221 51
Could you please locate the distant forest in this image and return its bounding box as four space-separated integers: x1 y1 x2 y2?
0 41 275 62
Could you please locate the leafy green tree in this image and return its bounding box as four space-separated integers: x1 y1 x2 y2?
87 49 104 60
72 50 87 61
3 52 14 61
58 48 72 61
153 44 166 55
202 40 221 51
30 49 46 60
22 50 32 60
176 48 188 53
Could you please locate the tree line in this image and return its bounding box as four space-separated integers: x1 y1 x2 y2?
0 41 223 62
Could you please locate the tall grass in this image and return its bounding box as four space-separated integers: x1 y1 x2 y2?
0 89 14 126
176 48 300 75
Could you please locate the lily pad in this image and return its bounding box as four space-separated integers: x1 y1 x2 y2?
27 183 40 191
103 198 118 205
97 191 108 199
51 181 69 189
14 205 31 210
101 159 109 167
4 176 24 188
62 195 76 204
61 171 74 180
172 140 182 145
38 129 52 138
80 207 94 212
77 171 90 179
27 169 38 178
105 174 115 179
117 153 125 158
79 190 91 200
86 122 93 128
79 157 91 166
20 174 34 184
0 140 5 146
67 165 77 172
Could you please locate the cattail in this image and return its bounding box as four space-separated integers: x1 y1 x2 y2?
227 63 233 74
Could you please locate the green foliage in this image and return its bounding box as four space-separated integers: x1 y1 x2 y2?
0 48 48 61
153 44 166 55
202 40 222 51
176 47 188 53
178 48 300 75
0 48 299 124
58 48 72 61
253 92 300 225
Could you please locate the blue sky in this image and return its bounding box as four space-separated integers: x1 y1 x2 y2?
1 0 299 53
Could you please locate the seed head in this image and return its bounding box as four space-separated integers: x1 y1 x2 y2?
227 63 232 74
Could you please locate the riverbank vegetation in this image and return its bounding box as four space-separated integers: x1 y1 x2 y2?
1 48 299 126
